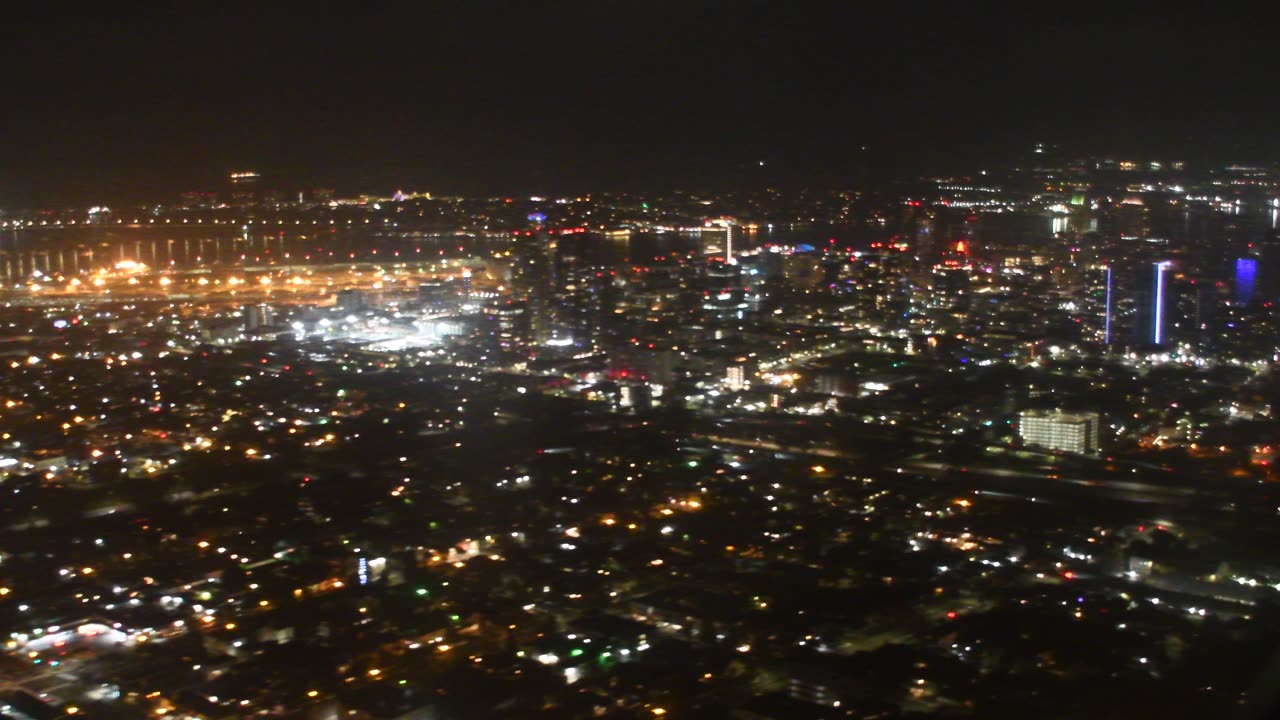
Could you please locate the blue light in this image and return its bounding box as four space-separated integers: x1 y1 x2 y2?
1153 261 1171 345
1236 258 1257 305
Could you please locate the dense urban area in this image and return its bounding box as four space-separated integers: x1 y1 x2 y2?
3 150 1280 719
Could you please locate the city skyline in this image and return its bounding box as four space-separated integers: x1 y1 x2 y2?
6 5 1280 719
0 158 1279 717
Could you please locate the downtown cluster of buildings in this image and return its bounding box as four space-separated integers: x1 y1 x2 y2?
1 154 1280 718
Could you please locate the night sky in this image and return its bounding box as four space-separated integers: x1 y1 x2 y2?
3 2 1277 205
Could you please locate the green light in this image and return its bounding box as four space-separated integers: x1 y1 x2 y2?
569 648 584 658
398 680 407 685
687 460 698 468
450 614 460 622
415 588 428 596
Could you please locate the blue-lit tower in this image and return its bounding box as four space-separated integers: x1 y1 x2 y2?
1236 257 1257 305
1150 260 1172 345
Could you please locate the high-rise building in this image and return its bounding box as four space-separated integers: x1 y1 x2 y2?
335 289 368 315
1256 229 1280 303
558 262 616 349
460 268 474 307
482 299 527 357
610 346 677 387
1152 261 1171 345
1236 258 1258 306
1095 265 1114 346
1135 261 1173 346
702 261 747 322
228 171 261 208
418 280 461 314
228 171 260 186
1018 410 1101 455
243 304 274 332
510 231 556 347
725 364 748 391
929 266 970 312
783 254 823 290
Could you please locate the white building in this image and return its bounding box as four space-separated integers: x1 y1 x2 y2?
243 303 275 332
1018 410 1101 455
725 364 748 391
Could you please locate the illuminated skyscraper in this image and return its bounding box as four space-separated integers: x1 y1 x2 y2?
1149 261 1172 346
1236 258 1257 305
510 231 556 347
228 171 260 208
1104 265 1114 345
335 289 367 315
702 261 747 322
418 281 450 312
242 304 274 332
1019 410 1101 455
725 363 748 390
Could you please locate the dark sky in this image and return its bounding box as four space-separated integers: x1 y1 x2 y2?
2 2 1277 206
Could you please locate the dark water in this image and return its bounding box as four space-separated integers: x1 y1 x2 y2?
0 225 512 281
0 221 900 282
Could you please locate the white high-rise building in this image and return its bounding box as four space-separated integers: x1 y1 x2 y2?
243 304 275 332
1018 410 1101 455
725 364 748 391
